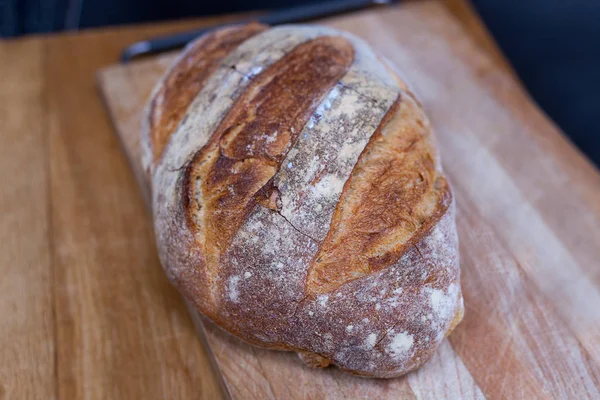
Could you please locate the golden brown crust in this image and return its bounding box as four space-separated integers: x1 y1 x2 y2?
297 351 332 368
148 24 463 378
147 23 267 165
185 36 354 280
306 95 450 294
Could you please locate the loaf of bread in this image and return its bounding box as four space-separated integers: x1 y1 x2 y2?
142 22 463 378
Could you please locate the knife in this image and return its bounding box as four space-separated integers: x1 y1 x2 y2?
121 0 397 62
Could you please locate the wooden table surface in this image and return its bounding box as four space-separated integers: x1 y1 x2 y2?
2 1 598 399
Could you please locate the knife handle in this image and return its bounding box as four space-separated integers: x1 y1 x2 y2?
121 0 395 62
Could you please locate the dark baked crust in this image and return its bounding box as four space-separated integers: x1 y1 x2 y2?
141 23 267 176
184 36 354 288
147 24 463 378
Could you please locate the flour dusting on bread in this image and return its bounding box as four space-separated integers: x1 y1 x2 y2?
146 23 463 378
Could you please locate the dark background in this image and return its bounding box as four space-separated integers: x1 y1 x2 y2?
2 0 599 166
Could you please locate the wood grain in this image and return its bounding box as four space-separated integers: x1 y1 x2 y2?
0 38 55 400
44 34 221 399
2 0 600 398
97 1 600 399
0 14 256 400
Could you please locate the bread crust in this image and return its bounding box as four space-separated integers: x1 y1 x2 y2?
141 23 267 178
146 24 463 378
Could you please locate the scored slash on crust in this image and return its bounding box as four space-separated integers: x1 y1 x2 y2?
146 24 463 378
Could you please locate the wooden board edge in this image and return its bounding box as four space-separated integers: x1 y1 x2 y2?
96 68 231 400
185 302 233 400
96 69 151 204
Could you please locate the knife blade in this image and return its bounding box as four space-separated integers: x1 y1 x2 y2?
121 0 396 62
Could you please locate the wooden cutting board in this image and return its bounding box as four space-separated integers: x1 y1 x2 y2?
97 1 600 398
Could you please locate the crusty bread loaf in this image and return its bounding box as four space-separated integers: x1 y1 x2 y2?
142 23 463 378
